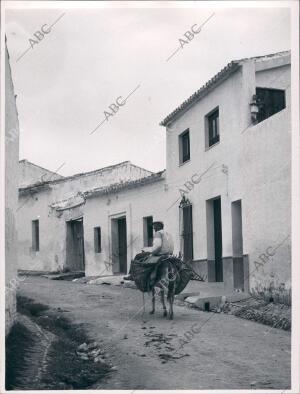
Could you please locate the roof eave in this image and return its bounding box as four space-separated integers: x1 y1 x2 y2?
160 61 241 127
19 183 51 196
84 171 165 199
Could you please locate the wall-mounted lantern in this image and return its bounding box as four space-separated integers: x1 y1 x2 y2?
250 95 259 124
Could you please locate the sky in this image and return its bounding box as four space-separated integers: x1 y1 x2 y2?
5 3 291 176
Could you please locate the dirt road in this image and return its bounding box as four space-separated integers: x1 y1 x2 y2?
17 276 290 390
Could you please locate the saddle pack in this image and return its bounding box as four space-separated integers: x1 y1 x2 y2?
131 252 193 294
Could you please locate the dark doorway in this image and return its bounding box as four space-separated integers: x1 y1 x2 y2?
111 216 127 274
66 218 85 271
213 198 223 282
182 204 194 263
118 218 127 274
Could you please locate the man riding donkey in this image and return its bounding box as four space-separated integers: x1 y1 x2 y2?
124 221 174 281
124 221 200 319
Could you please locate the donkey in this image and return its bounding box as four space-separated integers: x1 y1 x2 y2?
131 253 199 320
149 259 178 320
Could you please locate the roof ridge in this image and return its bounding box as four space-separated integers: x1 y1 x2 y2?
234 50 291 64
19 160 158 190
66 160 131 178
126 161 154 174
43 170 166 206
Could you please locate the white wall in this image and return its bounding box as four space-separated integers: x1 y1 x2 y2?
19 159 64 187
5 44 19 334
163 57 291 291
18 162 156 272
17 187 67 272
165 67 245 260
83 178 167 276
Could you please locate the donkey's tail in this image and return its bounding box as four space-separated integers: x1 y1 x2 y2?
167 263 176 301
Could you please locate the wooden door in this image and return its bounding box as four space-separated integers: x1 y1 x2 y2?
213 198 223 282
74 220 85 271
118 218 127 274
182 204 194 263
66 219 85 271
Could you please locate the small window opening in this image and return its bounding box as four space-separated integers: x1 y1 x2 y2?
94 226 101 253
32 219 39 251
179 129 190 164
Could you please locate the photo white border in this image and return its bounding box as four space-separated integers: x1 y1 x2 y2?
0 1 299 393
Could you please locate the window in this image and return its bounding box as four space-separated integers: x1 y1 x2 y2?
143 216 153 247
207 108 219 147
32 220 39 251
179 129 190 164
256 88 285 123
94 226 101 253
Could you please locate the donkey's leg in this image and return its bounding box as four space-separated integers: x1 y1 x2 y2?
149 287 155 314
160 289 167 317
167 266 175 320
167 291 174 320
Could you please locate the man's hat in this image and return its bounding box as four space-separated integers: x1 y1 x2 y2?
152 221 164 227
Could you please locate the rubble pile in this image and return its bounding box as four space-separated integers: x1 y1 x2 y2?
76 342 117 370
224 297 291 331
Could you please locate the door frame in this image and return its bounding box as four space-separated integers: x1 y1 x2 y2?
109 212 127 274
206 196 223 282
231 199 244 290
179 198 194 263
65 216 85 272
213 197 223 282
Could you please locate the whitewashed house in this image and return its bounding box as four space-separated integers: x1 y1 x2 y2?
18 160 165 273
160 50 291 295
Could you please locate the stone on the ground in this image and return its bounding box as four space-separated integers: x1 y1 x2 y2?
184 292 251 311
79 354 89 360
90 348 102 357
94 356 106 364
78 342 88 351
185 295 222 310
86 342 98 350
88 276 125 286
175 292 199 301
